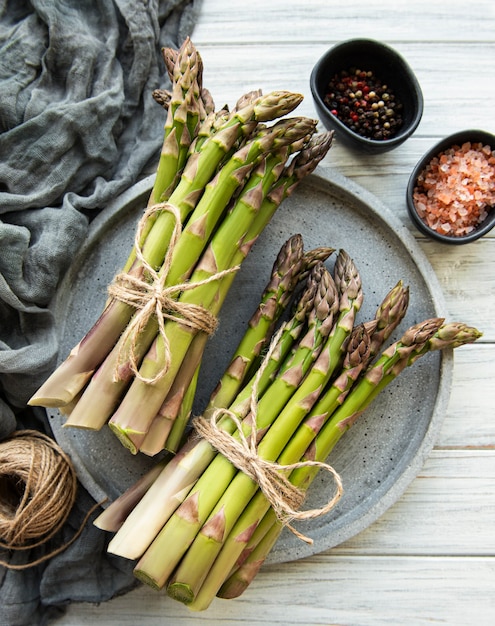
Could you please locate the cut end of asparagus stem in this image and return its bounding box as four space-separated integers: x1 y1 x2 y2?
133 569 162 591
107 423 141 455
28 370 94 407
167 582 195 605
27 396 65 408
62 421 101 431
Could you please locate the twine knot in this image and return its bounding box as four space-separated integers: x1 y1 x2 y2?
193 327 343 544
108 203 239 384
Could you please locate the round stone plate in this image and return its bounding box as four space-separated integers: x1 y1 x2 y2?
48 166 452 564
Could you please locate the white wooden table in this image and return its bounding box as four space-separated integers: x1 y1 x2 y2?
57 1 495 624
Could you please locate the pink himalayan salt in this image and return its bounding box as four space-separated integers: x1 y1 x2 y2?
412 141 495 237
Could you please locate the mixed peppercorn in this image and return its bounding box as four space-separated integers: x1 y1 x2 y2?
324 68 404 140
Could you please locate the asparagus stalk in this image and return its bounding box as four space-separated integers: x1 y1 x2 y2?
95 132 334 553
206 234 307 412
140 233 309 456
63 120 314 433
147 38 203 209
131 263 339 587
93 459 169 533
124 39 209 275
29 89 304 409
217 512 281 599
163 362 200 453
138 333 209 456
106 121 321 452
186 319 481 610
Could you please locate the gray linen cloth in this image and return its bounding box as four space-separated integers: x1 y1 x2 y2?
0 0 200 623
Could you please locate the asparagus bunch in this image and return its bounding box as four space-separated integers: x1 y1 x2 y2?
28 38 334 455
94 240 339 553
94 241 481 610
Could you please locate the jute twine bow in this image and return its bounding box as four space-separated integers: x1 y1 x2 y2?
193 327 344 544
0 430 103 570
108 203 239 385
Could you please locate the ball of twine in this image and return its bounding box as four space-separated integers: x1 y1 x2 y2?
0 429 77 567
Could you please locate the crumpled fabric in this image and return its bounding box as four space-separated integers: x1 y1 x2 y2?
0 0 200 623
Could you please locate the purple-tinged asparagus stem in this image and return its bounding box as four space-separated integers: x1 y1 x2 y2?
29 90 305 409
206 234 306 413
94 459 169 533
96 132 335 558
134 264 340 593
106 120 320 452
188 319 483 610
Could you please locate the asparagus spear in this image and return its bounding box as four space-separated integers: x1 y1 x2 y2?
29 89 304 409
140 233 309 456
131 263 339 586
147 37 204 209
206 234 307 412
62 120 315 434
94 133 334 553
367 279 410 361
217 512 281 599
186 320 481 610
93 459 169 533
162 361 200 453
138 332 208 456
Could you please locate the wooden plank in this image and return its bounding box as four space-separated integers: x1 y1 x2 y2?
438 344 495 446
333 449 495 555
55 555 495 625
183 43 495 140
193 0 495 44
418 243 495 338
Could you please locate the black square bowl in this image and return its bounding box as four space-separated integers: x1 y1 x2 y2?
310 38 424 154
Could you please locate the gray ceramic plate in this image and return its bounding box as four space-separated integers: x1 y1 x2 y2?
48 166 452 564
